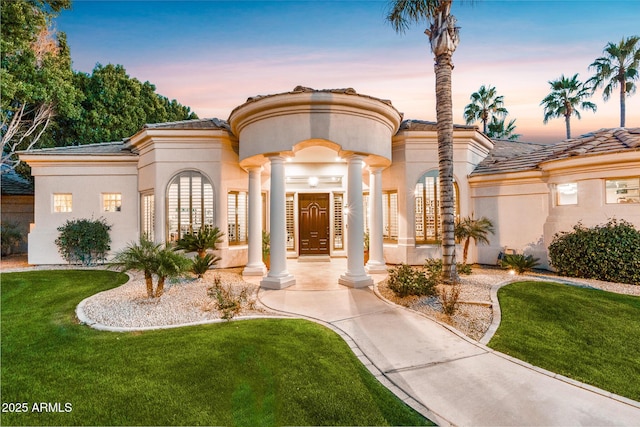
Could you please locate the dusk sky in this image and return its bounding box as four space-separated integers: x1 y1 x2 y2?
57 0 640 143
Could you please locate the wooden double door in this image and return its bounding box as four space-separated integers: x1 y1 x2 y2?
298 193 330 255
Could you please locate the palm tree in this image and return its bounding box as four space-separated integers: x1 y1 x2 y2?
387 0 460 283
110 236 190 298
540 73 597 139
486 117 521 141
454 215 494 265
587 36 640 127
463 85 508 134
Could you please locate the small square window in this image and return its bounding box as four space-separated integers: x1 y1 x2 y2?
556 183 578 206
103 193 122 212
606 177 639 204
53 194 72 213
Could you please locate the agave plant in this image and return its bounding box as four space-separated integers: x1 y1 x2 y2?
501 253 540 275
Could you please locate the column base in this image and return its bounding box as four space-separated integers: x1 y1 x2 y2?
338 273 373 288
365 261 387 274
242 264 267 276
260 274 296 290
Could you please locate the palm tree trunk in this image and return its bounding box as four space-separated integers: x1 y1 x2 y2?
144 272 154 298
564 114 571 139
463 238 471 265
156 276 166 298
619 76 626 127
435 51 457 283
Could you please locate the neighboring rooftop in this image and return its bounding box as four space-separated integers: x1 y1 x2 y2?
1 167 34 196
472 127 640 175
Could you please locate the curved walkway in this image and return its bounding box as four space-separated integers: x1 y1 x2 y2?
253 259 640 427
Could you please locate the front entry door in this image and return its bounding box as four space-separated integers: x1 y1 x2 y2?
299 193 330 255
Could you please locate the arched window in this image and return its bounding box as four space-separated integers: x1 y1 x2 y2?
414 170 459 244
167 171 214 241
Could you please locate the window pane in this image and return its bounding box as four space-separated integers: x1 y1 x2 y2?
606 177 640 204
333 193 343 249
53 194 72 213
557 183 578 205
142 194 155 241
102 193 122 212
167 171 214 241
415 171 458 243
238 192 247 242
227 193 237 242
286 193 295 250
389 192 398 241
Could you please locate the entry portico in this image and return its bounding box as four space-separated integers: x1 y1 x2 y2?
229 86 402 288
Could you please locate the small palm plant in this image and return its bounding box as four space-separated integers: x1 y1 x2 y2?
110 236 190 298
454 215 495 265
175 225 224 276
175 225 224 259
501 253 540 275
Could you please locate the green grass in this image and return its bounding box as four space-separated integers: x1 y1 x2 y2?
1 270 430 426
489 281 640 401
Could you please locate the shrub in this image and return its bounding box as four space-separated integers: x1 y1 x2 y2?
174 225 224 259
424 258 472 276
56 218 111 265
207 274 252 320
501 253 540 275
439 284 461 316
192 254 217 278
548 219 640 285
387 263 436 297
1 222 23 256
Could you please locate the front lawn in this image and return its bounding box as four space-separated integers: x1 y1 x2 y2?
1 270 430 426
488 281 640 401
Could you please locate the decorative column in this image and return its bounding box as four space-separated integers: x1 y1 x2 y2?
366 166 386 273
243 166 266 276
261 155 295 289
339 154 373 288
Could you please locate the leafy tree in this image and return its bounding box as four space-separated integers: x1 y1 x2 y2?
110 236 191 298
1 0 81 171
387 0 460 282
540 73 597 139
587 35 640 127
486 116 521 141
455 215 494 265
463 85 508 134
54 64 198 147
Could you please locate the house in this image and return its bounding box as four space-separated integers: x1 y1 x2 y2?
1 166 35 255
19 86 640 288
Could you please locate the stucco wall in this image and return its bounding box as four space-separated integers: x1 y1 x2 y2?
27 161 139 264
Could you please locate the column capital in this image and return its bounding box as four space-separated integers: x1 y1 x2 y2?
246 165 264 173
367 165 385 174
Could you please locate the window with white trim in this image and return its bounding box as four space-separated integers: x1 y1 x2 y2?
53 194 72 213
415 170 459 243
167 171 214 242
102 193 122 212
227 191 248 245
556 183 578 206
606 177 639 204
383 191 398 242
142 194 155 240
333 193 344 250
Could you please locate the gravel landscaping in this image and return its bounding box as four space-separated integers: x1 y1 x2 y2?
3 255 637 340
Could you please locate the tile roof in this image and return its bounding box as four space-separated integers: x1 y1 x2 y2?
144 118 230 131
472 127 640 175
18 141 134 156
1 167 34 195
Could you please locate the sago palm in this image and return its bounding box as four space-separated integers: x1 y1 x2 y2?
174 225 224 259
587 35 640 127
387 0 460 282
455 215 494 265
110 237 162 297
540 73 597 139
463 85 508 134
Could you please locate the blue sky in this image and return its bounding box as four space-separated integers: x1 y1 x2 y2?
57 0 640 142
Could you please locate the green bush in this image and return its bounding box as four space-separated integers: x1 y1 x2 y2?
55 218 111 265
1 222 23 256
207 274 253 320
423 258 472 276
548 219 640 285
387 263 436 297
